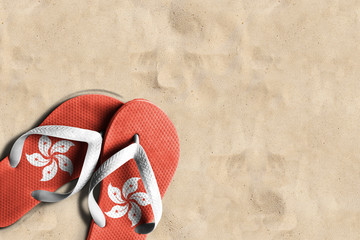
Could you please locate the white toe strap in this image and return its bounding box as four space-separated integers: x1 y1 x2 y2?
10 125 103 202
88 136 162 234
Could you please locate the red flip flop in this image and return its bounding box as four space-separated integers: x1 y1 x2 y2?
87 99 180 239
0 94 123 228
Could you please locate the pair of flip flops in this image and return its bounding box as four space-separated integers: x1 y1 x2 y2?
0 94 180 239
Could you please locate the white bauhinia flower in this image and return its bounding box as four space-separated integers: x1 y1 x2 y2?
26 136 75 181
105 178 151 227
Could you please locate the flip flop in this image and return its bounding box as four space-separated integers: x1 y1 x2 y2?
87 99 180 239
0 94 123 228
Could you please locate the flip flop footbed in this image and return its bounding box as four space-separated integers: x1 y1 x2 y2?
0 94 123 227
87 99 180 240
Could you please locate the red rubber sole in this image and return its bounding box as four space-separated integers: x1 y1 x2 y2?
0 94 123 227
87 99 180 240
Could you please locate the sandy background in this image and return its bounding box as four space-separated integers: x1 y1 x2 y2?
1 0 360 239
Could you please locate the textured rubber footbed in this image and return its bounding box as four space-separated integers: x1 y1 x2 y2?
0 94 123 228
87 99 180 240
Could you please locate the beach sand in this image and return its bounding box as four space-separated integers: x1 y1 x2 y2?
1 0 360 239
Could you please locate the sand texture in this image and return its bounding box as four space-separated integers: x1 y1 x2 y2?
1 0 360 239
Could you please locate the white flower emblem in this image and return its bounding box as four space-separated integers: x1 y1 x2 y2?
105 178 151 227
26 136 75 181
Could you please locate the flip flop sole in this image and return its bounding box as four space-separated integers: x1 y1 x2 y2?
87 99 180 240
0 94 123 227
